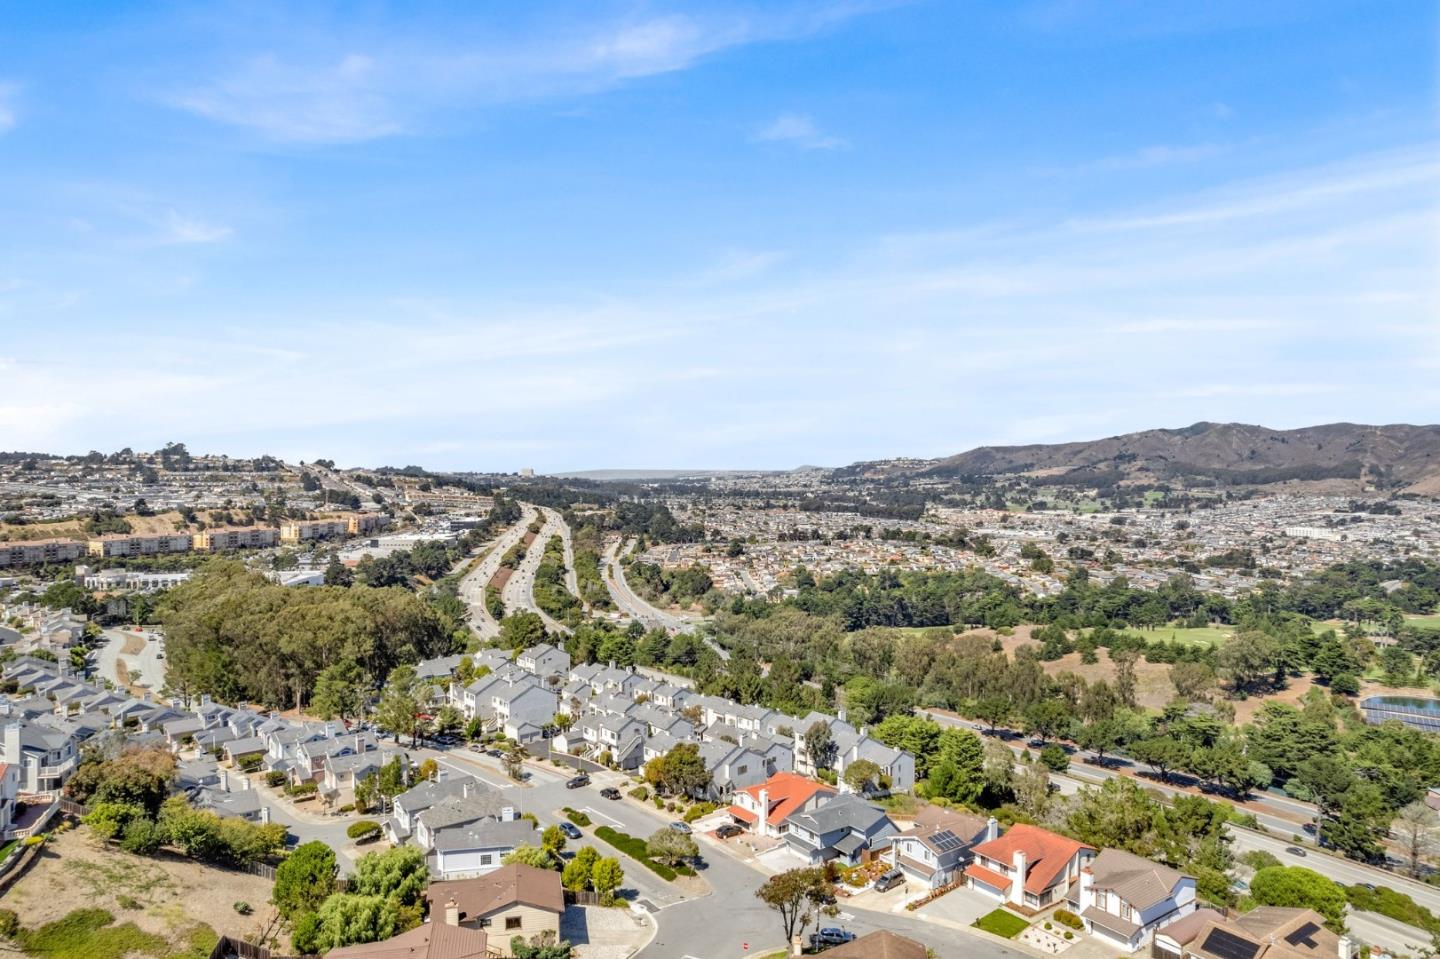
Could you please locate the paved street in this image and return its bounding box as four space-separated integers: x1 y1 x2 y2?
96 626 166 693
603 539 727 661
543 506 586 611
457 506 536 639
502 509 571 635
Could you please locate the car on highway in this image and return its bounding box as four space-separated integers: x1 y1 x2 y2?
810 929 856 949
668 821 692 834
874 868 906 892
599 787 621 800
1284 846 1307 857
559 822 583 840
565 774 590 789
715 823 743 839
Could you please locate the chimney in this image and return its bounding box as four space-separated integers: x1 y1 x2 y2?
1337 936 1355 959
986 817 999 842
2 723 18 763
461 779 471 798
757 787 769 835
792 934 803 957
444 897 460 927
836 709 847 723
260 804 271 825
1010 848 1027 907
220 768 229 791
1078 866 1094 910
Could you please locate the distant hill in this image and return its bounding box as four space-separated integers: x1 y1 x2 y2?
847 423 1440 492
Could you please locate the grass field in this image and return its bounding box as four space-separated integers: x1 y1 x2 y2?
1125 625 1234 647
974 908 1030 938
1406 613 1440 630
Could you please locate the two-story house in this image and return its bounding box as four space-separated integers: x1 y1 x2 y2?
1073 848 1196 951
728 772 835 840
1154 907 1355 959
964 823 1095 913
890 807 998 890
516 644 570 682
784 793 897 866
0 722 78 793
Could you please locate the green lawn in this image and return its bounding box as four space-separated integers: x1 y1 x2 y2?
973 908 1030 938
1131 625 1234 647
1406 613 1440 630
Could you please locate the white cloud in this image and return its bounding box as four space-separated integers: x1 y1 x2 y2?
0 83 17 134
1090 142 1227 170
157 209 233 245
754 113 847 150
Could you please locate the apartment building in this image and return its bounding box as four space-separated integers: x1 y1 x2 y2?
279 518 349 544
346 513 389 536
87 533 193 558
192 526 280 551
0 539 88 569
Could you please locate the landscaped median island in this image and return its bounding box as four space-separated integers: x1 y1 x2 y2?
972 908 1030 939
592 825 695 881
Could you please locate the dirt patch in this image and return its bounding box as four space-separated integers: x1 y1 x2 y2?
120 633 147 656
965 629 1179 712
1230 675 1318 726
490 566 514 590
0 511 193 543
0 827 278 947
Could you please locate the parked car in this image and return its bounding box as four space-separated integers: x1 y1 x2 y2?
1284 846 1307 857
874 868 906 892
566 774 590 789
469 744 485 753
668 821 692 834
715 823 743 839
810 928 856 949
599 787 621 800
559 822 583 840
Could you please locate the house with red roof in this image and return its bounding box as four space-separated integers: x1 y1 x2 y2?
727 771 836 840
963 823 1095 914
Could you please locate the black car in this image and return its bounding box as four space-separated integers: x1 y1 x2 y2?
715 823 743 839
565 774 590 789
599 787 622 800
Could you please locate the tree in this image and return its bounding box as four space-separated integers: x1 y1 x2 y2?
374 667 422 747
1393 800 1440 878
273 842 338 920
1130 736 1187 783
842 759 883 795
643 743 712 798
1013 762 1052 818
502 742 530 781
504 845 558 870
982 738 1015 799
349 845 429 909
311 661 368 722
591 857 624 905
1169 662 1216 702
66 748 176 816
307 893 406 952
1076 718 1125 765
973 697 1012 733
646 828 699 866
563 847 600 891
499 612 548 649
434 704 464 736
803 721 838 771
541 825 568 858
1218 630 1284 693
755 867 835 944
1023 700 1071 743
1066 778 1163 858
1249 866 1347 932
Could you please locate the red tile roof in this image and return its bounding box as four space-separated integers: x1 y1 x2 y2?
964 862 1013 892
727 771 834 827
969 823 1093 894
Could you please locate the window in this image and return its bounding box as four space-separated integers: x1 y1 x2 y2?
480 854 493 866
1121 902 1132 921
505 917 522 931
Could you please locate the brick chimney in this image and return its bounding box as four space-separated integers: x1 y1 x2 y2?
1010 848 1027 907
444 897 460 927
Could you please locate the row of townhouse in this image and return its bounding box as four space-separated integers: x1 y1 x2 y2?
0 603 87 653
84 525 284 559
279 513 388 544
0 539 88 569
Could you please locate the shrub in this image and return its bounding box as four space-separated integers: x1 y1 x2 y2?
238 755 263 773
116 895 142 911
1053 909 1084 930
337 804 356 814
233 902 252 916
563 808 592 827
346 821 382 843
1240 850 1282 873
629 787 649 801
265 772 288 788
593 826 692 881
1065 932 1074 940
285 781 319 798
0 908 18 939
683 802 717 823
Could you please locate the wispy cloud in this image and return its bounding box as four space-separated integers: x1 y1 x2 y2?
166 5 878 144
1090 142 1227 171
0 83 18 134
156 209 233 245
754 113 847 150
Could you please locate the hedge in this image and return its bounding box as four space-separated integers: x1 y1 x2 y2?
346 821 382 842
1053 909 1084 930
593 826 696 881
562 807 591 827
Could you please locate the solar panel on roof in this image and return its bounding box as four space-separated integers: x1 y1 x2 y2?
1200 928 1261 959
931 830 963 852
1284 922 1321 948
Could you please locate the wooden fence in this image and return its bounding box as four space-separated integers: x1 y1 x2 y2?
207 935 317 959
564 889 603 906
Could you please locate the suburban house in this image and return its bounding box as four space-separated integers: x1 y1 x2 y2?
1153 907 1355 959
728 771 836 840
1072 848 1196 951
516 643 570 682
889 808 998 890
0 722 78 793
0 762 20 837
784 793 897 865
426 863 564 957
824 931 929 959
430 819 540 881
388 775 517 847
326 919 490 959
964 823 1095 913
791 712 915 794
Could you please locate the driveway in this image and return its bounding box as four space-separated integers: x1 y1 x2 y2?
914 885 1000 928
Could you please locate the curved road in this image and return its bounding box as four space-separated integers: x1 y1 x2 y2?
603 539 727 660
540 507 586 610
501 509 571 636
458 505 537 640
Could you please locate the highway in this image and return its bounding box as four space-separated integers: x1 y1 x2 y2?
457 505 537 639
501 509 571 635
602 539 728 659
540 506 586 610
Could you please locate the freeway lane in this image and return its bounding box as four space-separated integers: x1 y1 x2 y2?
501 509 571 635
457 505 536 639
542 506 586 611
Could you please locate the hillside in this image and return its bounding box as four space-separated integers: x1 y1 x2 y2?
854 422 1440 491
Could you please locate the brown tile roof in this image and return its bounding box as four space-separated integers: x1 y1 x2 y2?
969 823 1093 895
898 806 990 855
823 930 928 959
425 864 564 922
325 922 489 959
1086 848 1186 910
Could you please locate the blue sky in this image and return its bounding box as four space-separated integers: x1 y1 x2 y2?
0 1 1435 472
